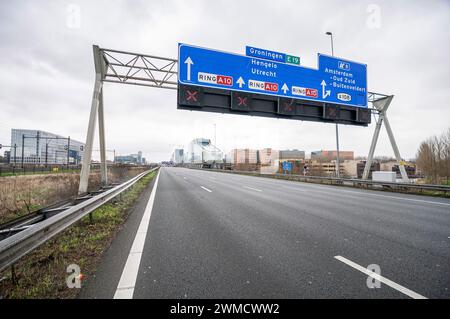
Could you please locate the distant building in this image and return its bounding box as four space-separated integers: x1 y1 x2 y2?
171 149 184 164
279 149 305 161
184 138 223 165
311 150 354 161
228 149 258 164
357 161 381 179
115 151 145 165
10 129 84 165
258 148 280 165
3 150 11 164
392 164 417 178
341 160 359 178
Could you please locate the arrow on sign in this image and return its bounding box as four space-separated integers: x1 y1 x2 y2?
281 83 289 94
321 80 331 99
184 57 194 81
237 77 245 88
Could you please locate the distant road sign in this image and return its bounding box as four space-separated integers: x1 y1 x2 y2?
179 43 367 108
282 162 292 172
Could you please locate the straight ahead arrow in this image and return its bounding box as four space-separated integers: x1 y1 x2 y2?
321 80 331 99
237 77 245 88
282 83 289 94
184 57 194 81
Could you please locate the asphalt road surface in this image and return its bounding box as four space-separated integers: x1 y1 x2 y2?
81 167 450 299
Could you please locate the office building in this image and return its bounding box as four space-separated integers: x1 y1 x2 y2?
279 149 305 161
171 149 184 164
115 151 145 165
184 138 223 165
10 129 84 165
311 150 354 161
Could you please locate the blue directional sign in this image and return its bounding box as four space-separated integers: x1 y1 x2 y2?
178 43 368 108
282 161 293 172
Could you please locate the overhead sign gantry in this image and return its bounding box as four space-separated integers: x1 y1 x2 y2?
77 43 408 195
178 44 370 126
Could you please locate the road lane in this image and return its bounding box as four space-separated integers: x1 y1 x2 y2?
179 168 450 298
130 168 450 298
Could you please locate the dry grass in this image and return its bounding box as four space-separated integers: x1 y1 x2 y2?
0 166 147 224
0 170 157 299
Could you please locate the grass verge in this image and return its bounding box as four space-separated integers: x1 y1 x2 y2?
0 169 158 299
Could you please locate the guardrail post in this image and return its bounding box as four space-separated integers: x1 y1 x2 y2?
11 264 18 285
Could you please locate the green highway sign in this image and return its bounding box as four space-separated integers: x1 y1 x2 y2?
285 54 300 65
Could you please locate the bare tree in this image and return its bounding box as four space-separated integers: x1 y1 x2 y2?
416 128 450 184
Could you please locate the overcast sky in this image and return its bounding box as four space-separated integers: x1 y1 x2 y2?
0 0 449 162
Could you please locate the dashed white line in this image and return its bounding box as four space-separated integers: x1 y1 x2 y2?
334 255 427 299
201 186 212 193
282 185 307 191
114 170 161 299
201 171 450 207
243 186 263 192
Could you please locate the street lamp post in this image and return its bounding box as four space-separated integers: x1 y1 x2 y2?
326 31 341 178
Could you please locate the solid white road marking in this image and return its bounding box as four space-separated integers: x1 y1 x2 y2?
334 256 427 299
201 186 212 193
114 170 161 299
334 189 450 207
243 186 263 192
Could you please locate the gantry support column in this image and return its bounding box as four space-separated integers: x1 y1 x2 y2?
98 88 108 185
362 95 409 182
78 45 106 194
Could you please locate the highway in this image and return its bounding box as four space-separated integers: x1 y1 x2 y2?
80 167 450 299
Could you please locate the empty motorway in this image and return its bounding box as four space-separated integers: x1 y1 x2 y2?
81 167 450 299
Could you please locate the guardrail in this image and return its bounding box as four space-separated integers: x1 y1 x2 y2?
194 168 450 196
0 167 159 272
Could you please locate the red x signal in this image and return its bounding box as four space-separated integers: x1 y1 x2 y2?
284 100 294 112
237 96 248 107
186 90 198 102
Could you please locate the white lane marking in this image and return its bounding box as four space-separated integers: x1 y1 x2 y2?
114 170 161 299
243 185 263 192
183 176 187 180
201 186 212 193
214 173 450 207
334 256 427 299
330 188 450 207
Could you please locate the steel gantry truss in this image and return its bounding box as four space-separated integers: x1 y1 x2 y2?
78 45 179 194
78 45 408 194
